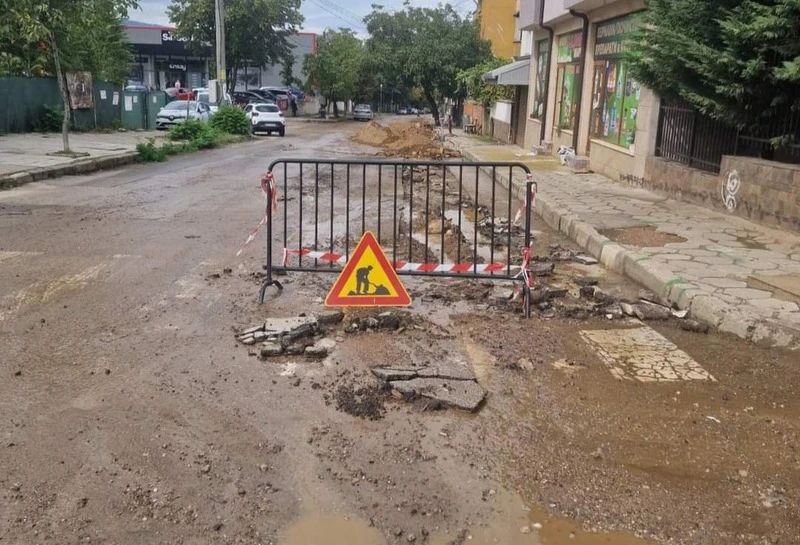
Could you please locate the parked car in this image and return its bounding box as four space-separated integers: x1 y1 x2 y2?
193 88 231 114
155 100 211 130
353 104 374 122
248 89 278 103
244 103 285 136
233 90 270 107
260 86 291 100
165 87 195 100
125 83 148 92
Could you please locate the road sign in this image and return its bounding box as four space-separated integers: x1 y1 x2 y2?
325 231 411 307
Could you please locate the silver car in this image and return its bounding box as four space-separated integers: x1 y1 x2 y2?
155 101 211 130
353 104 373 121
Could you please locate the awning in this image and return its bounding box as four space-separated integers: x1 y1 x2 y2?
481 59 530 86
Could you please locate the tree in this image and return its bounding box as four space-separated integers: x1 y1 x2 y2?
280 53 299 88
168 0 303 93
628 0 800 129
303 29 365 117
457 58 514 107
365 4 492 125
2 0 138 153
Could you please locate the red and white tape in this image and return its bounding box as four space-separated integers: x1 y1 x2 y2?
512 175 538 226
282 248 521 274
237 172 278 256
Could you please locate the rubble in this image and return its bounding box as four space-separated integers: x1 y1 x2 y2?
390 378 486 412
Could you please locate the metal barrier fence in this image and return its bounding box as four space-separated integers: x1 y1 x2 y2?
257 158 537 316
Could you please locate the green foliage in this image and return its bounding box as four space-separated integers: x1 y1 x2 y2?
0 0 137 83
303 29 365 111
280 53 299 87
136 139 169 162
210 105 250 135
168 118 212 141
138 118 251 163
365 4 492 124
628 0 800 128
456 58 514 107
168 0 303 93
34 104 64 132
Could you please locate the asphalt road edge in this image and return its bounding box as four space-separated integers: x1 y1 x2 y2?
450 141 800 349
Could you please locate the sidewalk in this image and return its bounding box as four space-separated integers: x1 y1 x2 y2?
0 131 159 189
448 132 800 349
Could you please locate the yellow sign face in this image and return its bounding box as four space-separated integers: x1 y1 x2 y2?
325 232 411 307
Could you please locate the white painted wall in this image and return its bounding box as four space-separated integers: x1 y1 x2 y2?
520 30 534 56
492 100 513 124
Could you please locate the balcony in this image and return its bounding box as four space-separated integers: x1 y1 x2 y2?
564 0 617 9
519 0 542 30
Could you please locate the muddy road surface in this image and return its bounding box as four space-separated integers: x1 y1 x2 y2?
1 119 798 545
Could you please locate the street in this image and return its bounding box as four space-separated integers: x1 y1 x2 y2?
1 119 798 545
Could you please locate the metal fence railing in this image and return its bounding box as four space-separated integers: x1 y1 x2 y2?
655 101 800 173
257 158 538 317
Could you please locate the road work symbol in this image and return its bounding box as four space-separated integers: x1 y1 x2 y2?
325 231 411 307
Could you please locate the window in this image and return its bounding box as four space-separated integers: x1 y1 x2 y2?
256 105 279 113
590 14 641 149
531 38 550 120
555 31 582 131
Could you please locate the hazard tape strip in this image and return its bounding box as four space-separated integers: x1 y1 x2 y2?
237 172 277 257
283 248 521 274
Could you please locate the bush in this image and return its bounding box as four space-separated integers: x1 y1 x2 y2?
167 119 210 141
35 105 64 133
136 139 168 162
210 105 250 135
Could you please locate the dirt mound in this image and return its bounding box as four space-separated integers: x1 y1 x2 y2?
352 120 460 159
334 382 387 420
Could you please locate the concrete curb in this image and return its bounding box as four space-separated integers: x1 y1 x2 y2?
450 140 799 349
0 152 138 191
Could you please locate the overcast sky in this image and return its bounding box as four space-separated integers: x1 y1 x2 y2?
131 0 476 34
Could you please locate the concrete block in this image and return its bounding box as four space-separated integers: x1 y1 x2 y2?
587 234 611 258
572 221 597 249
599 243 627 274
717 309 756 340
689 296 728 328
668 283 702 310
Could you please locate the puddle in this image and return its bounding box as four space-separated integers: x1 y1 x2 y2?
526 508 659 545
281 514 385 545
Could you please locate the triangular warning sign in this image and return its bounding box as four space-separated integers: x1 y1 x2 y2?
325 231 411 307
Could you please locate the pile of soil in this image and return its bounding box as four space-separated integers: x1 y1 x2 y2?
334 382 387 420
353 120 460 159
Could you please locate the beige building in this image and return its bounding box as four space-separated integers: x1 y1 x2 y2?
519 0 659 182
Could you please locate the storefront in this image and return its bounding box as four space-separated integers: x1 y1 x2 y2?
124 22 212 91
555 31 582 133
589 14 640 151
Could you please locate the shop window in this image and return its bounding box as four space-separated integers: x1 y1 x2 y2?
531 38 549 120
590 14 641 149
555 31 582 131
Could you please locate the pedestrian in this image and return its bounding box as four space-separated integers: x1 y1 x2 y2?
291 95 298 117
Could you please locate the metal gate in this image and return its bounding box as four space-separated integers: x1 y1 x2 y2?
255 158 537 316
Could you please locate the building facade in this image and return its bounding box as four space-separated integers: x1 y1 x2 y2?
477 0 522 59
124 21 212 90
233 33 316 92
520 0 660 182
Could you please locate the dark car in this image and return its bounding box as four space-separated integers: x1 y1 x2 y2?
233 90 271 107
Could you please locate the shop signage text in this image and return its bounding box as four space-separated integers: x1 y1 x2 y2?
161 31 188 44
594 15 639 59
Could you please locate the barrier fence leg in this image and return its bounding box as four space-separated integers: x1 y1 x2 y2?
259 181 284 304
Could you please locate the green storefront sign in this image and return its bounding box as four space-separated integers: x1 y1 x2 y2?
590 14 641 149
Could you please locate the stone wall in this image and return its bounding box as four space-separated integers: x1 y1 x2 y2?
643 156 800 232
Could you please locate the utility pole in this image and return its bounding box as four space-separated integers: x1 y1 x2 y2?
215 0 226 102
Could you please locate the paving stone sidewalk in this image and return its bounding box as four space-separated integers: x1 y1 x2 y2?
0 131 161 189
448 134 800 349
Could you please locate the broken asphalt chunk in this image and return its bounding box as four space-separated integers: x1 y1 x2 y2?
389 378 486 412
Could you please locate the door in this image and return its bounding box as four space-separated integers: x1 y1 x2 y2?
514 86 529 147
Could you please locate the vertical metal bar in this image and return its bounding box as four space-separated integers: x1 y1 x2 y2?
265 170 274 284
345 164 350 259
473 166 479 273
490 166 496 266
424 165 430 263
524 179 534 319
393 165 398 264
361 163 366 236
298 162 304 268
327 164 334 257
507 166 513 276
283 162 288 255
313 163 319 262
377 164 382 243
408 165 414 263
457 164 463 264
440 165 446 264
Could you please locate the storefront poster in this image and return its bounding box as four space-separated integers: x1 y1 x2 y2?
594 14 639 59
556 31 582 64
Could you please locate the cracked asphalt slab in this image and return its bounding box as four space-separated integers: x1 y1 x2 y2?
0 118 798 545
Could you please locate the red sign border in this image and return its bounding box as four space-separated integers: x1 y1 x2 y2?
325 231 412 307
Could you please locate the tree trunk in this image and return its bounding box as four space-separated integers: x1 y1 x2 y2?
51 32 70 153
423 87 440 126
333 100 339 118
